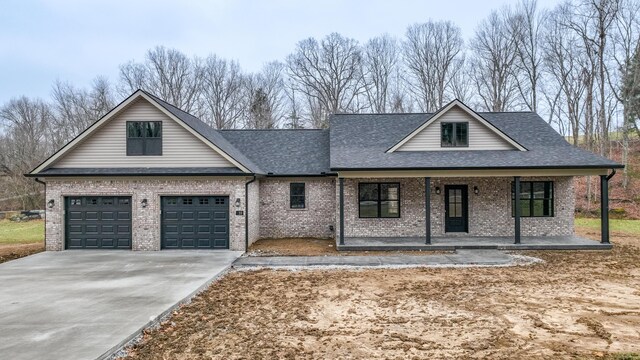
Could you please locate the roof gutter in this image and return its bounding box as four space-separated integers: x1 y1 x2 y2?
245 175 257 251
330 165 625 171
24 172 252 178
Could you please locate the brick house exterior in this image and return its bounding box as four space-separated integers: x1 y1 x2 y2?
27 91 622 251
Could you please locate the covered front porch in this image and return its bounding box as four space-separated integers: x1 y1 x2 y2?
336 169 616 251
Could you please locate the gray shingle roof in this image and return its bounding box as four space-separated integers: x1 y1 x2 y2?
218 130 332 175
142 91 263 174
329 112 622 170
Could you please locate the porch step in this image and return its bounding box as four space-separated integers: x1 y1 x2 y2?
336 243 613 251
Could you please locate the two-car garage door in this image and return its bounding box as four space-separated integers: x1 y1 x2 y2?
64 195 229 250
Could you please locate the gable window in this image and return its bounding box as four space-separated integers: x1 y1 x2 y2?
441 122 469 147
290 183 306 209
511 181 554 217
359 183 400 218
126 121 162 156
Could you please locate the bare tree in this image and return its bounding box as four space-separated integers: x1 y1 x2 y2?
0 97 54 209
244 61 287 128
200 55 246 129
469 10 521 111
362 34 399 112
510 0 547 112
543 8 590 145
286 33 366 128
50 77 116 148
404 21 464 111
118 46 203 113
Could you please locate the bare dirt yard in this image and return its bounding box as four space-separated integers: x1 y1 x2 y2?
123 232 640 360
0 243 44 264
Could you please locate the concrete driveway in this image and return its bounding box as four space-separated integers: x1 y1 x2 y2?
0 250 242 360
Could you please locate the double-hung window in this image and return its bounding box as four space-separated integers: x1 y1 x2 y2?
290 183 305 209
511 181 554 217
441 122 469 147
126 121 162 156
359 183 400 218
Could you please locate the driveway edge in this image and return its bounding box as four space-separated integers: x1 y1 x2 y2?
99 262 235 360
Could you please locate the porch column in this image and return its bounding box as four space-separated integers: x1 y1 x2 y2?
514 176 521 244
600 175 610 244
339 177 345 245
425 177 431 244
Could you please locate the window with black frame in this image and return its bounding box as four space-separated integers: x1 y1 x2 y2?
290 183 305 209
441 122 469 147
359 183 400 218
511 181 554 217
126 121 162 156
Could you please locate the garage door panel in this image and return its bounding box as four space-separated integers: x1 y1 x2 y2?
161 196 229 249
117 211 131 221
101 211 115 221
65 196 132 250
213 211 227 221
198 225 211 234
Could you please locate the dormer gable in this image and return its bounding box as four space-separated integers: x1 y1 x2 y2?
387 100 527 152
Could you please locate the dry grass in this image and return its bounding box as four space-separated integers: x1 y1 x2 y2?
0 243 44 264
123 231 640 360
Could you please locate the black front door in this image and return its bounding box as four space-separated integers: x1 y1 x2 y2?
444 185 468 233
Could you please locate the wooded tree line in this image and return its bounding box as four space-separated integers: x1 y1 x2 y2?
1 0 639 209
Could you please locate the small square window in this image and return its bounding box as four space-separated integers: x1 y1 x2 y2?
126 121 162 156
214 198 225 205
183 198 193 205
70 198 82 206
441 122 468 147
199 198 209 205
166 198 177 205
118 198 130 205
88 198 98 205
102 198 113 205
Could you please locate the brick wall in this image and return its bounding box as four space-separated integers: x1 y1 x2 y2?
44 177 250 251
336 177 575 238
247 179 260 246
259 178 336 239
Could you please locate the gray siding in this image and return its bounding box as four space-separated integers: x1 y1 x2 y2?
397 106 515 151
55 98 236 168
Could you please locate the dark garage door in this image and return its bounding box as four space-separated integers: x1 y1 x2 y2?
161 196 229 249
65 196 132 249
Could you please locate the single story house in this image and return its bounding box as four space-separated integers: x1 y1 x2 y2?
27 90 622 251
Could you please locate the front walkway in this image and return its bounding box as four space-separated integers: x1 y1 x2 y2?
0 250 242 360
233 250 537 268
337 235 611 251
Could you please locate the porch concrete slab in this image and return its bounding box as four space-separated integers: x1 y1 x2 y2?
233 250 517 268
0 250 242 360
337 235 611 251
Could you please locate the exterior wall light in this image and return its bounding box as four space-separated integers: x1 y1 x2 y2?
47 199 55 209
141 198 148 208
435 187 441 195
474 186 480 195
235 198 241 208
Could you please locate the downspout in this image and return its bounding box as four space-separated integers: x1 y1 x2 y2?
34 178 46 249
606 168 616 181
244 175 257 251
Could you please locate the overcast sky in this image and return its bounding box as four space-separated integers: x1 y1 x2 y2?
0 0 562 105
